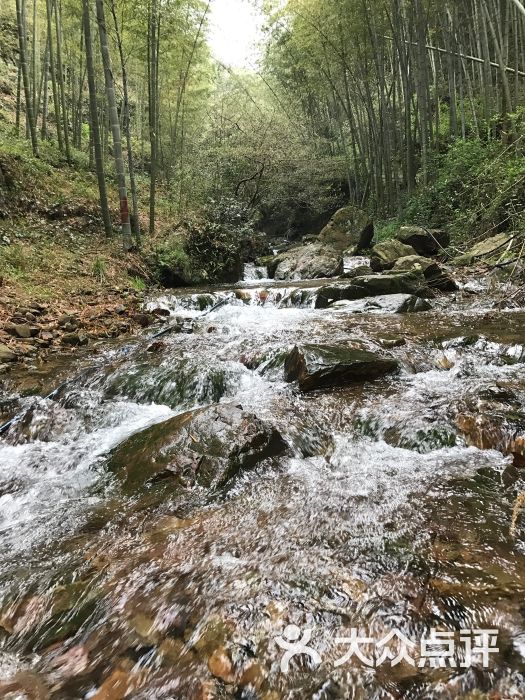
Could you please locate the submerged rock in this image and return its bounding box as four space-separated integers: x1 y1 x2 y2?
370 240 418 271
284 344 398 391
329 293 432 314
108 404 287 491
315 271 429 308
392 255 458 291
270 243 343 280
318 205 374 253
396 226 450 256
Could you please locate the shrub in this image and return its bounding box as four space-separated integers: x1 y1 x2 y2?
402 137 525 243
154 197 255 286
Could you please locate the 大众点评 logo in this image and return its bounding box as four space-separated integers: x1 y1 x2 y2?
274 626 499 673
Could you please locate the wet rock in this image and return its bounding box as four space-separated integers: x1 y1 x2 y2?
0 343 16 362
315 271 429 308
0 580 98 649
329 294 431 314
284 344 398 391
456 404 525 466
107 404 287 492
270 244 343 281
150 307 171 317
132 313 153 328
392 255 458 291
239 662 266 689
379 336 407 348
396 226 450 256
0 672 48 700
91 668 144 700
452 232 514 266
147 340 166 353
318 206 374 253
370 240 418 271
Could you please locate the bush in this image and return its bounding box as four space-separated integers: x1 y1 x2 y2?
154 197 255 286
185 198 255 282
402 137 525 244
153 237 196 286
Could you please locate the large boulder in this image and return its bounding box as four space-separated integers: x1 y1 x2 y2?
452 233 514 266
108 404 287 492
270 244 343 281
318 206 374 253
330 293 432 314
392 255 458 292
284 344 398 391
315 271 429 308
370 240 418 271
396 226 450 256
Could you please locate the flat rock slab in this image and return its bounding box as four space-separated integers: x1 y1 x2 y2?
108 403 287 492
284 344 398 392
315 271 429 308
329 293 432 314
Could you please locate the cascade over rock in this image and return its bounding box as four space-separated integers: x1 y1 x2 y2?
108 403 287 492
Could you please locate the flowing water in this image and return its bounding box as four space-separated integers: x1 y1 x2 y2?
1 274 525 699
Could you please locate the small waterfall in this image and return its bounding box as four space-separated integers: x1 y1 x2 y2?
243 262 269 281
343 255 370 273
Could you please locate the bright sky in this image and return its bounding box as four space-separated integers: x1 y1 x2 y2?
208 0 264 70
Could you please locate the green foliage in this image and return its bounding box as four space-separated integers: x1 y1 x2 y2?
128 275 146 292
184 198 253 282
0 243 29 278
403 138 525 243
153 236 195 286
92 257 107 283
374 218 401 243
153 197 254 285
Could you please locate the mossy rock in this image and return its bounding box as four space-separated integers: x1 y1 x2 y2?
318 206 374 253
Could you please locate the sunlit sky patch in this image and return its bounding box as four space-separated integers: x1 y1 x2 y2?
208 0 264 69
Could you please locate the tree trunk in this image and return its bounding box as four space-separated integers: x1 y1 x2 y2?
148 0 159 237
95 0 133 251
15 0 39 156
53 0 71 162
83 0 112 237
109 0 141 245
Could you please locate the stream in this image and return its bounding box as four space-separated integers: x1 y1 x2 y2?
1 270 525 699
